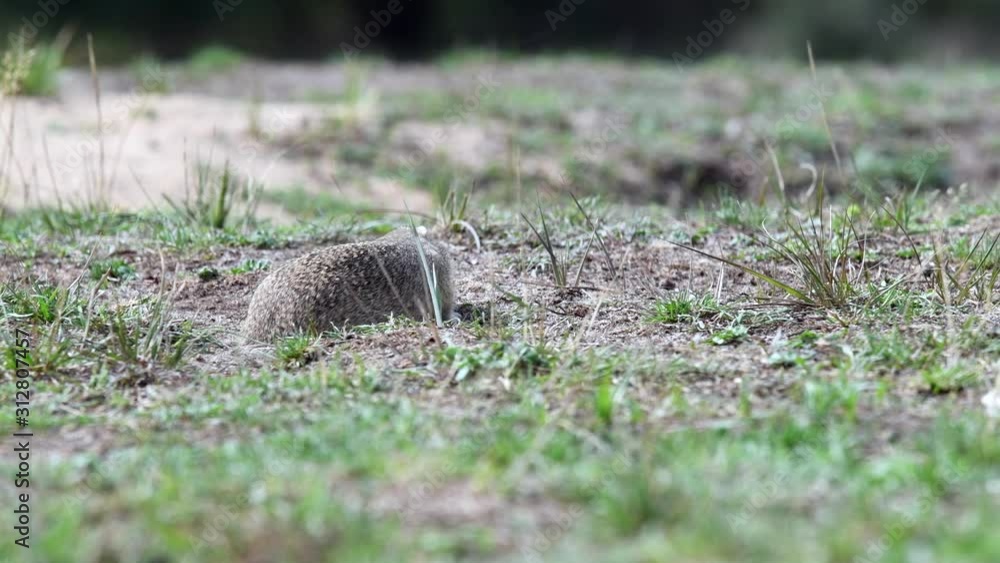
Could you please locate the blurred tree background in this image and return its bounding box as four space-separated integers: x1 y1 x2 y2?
1 0 998 63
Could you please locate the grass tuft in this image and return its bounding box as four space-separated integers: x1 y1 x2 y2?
675 187 904 320
522 205 569 289
648 294 720 324
228 259 270 275
921 362 981 395
1 32 70 97
165 159 262 230
709 324 749 346
108 296 193 369
90 258 136 283
276 334 319 368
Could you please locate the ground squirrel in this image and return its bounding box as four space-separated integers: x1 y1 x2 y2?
243 228 454 341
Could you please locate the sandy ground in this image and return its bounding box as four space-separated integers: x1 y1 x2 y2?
3 58 999 219
2 66 437 219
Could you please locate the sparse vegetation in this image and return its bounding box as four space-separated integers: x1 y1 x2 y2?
275 333 318 368
164 160 262 230
2 34 71 97
228 258 270 275
129 54 172 93
90 258 137 283
263 185 362 219
648 293 720 324
709 323 749 345
187 45 246 75
197 266 220 281
522 204 570 289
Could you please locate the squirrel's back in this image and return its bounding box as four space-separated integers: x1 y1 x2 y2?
243 229 454 341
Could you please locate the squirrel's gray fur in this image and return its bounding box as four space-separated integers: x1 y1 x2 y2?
243 228 454 341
